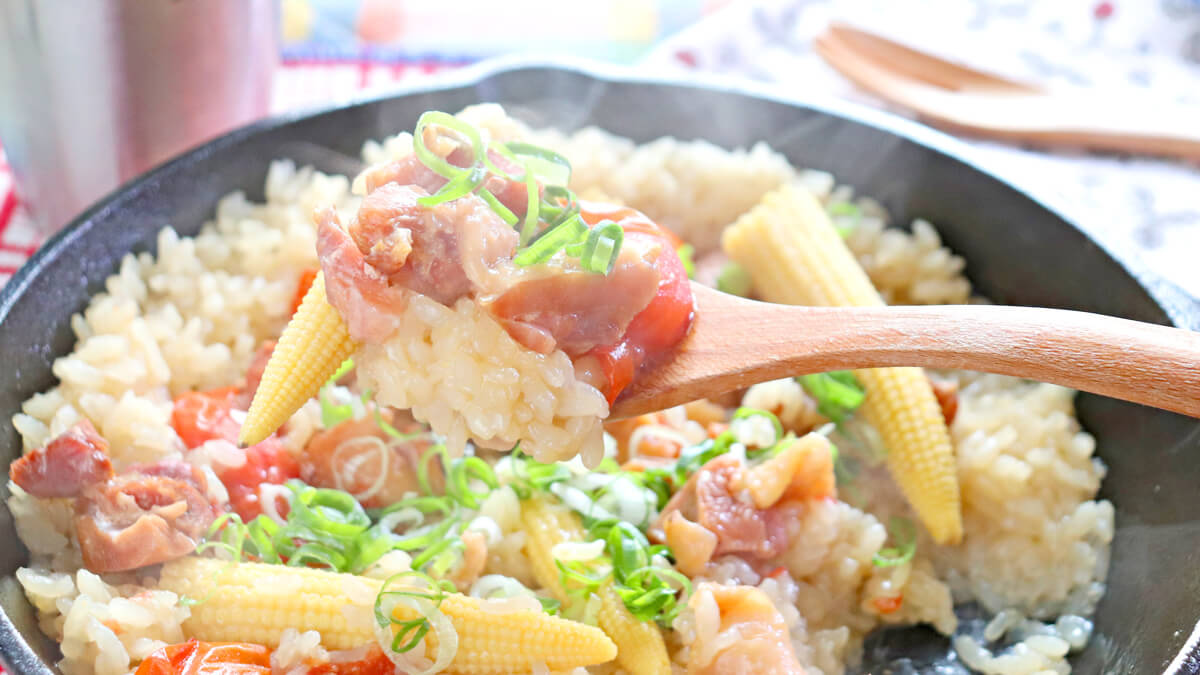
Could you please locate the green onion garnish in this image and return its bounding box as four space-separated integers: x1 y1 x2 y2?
798 371 866 424
195 477 468 577
317 358 358 428
318 389 355 429
479 188 519 226
330 358 355 381
731 407 784 445
872 516 917 567
716 261 752 297
374 570 456 654
576 222 624 275
677 244 696 279
512 214 588 266
417 166 487 207
413 111 483 179
828 201 861 218
505 142 572 186
408 111 624 274
829 202 862 238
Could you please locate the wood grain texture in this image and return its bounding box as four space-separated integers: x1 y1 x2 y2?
610 283 1200 419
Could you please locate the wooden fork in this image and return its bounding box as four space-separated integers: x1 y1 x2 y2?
815 23 1200 160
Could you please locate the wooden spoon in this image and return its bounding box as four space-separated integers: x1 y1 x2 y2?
814 23 1200 160
609 283 1200 419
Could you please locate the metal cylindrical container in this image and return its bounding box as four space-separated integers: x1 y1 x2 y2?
0 0 278 233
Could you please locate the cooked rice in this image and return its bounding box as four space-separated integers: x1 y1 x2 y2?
934 374 1114 619
524 120 972 306
8 104 1112 675
356 293 608 465
16 567 188 675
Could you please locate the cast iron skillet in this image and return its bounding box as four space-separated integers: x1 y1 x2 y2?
0 57 1197 674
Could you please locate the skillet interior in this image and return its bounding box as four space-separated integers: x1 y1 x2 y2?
0 60 1197 674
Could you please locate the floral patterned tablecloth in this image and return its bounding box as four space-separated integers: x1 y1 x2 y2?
0 0 1197 300
646 0 1200 298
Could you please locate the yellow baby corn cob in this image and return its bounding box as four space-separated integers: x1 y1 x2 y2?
158 557 616 674
722 184 962 544
239 271 358 446
521 497 671 675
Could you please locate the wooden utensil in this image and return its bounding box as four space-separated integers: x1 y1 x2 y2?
814 23 1200 160
609 283 1200 419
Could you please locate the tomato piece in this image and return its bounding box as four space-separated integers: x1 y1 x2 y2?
218 439 299 521
309 646 395 675
136 640 271 675
872 595 904 614
171 388 241 449
578 203 694 403
291 268 319 317
170 388 299 521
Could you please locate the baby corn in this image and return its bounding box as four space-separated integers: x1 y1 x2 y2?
239 272 357 446
521 497 672 675
158 557 617 674
722 184 963 544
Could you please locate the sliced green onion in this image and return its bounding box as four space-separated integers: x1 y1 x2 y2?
539 186 578 227
798 371 866 424
246 515 282 564
374 571 454 655
288 541 349 570
411 533 464 571
351 529 403 572
828 201 861 217
731 407 785 445
629 468 673 510
447 456 499 509
478 188 519 226
538 597 562 615
577 222 624 275
330 358 355 382
416 445 449 497
393 517 461 552
674 436 730 480
412 111 483 179
872 516 917 567
381 494 456 519
512 214 588 266
504 142 572 187
716 261 753 297
481 142 541 245
372 405 425 442
480 142 525 182
606 522 650 575
196 512 248 561
318 387 356 429
517 170 541 245
417 165 487 207
677 244 696 279
833 445 860 487
829 202 862 238
288 480 372 538
555 558 605 595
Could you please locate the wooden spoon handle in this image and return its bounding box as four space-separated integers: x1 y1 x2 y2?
989 95 1200 161
611 299 1200 419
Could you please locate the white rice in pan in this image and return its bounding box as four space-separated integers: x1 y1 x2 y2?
7 105 1112 675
